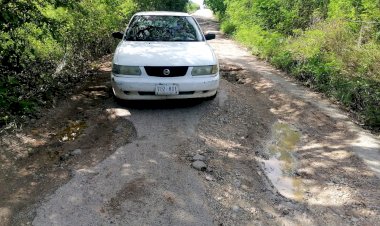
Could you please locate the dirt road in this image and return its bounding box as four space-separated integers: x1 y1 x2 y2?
1 10 379 226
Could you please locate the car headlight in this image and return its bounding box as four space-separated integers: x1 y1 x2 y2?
192 65 218 76
112 64 141 76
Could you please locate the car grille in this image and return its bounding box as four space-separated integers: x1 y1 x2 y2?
144 66 188 77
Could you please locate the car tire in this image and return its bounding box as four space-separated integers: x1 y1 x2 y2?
113 93 125 105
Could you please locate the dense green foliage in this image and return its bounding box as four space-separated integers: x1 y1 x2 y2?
0 0 190 126
135 0 189 11
186 2 201 13
206 0 380 128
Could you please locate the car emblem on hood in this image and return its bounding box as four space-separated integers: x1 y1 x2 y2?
163 69 170 76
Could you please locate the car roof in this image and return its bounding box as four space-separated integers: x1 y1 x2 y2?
134 11 191 17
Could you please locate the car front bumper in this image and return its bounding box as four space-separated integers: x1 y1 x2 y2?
111 73 219 100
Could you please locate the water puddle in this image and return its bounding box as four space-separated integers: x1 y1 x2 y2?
58 120 87 142
262 122 303 201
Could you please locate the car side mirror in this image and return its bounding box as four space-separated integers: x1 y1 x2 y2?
112 32 123 39
205 33 216 40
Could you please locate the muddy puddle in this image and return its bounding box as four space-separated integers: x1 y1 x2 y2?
220 64 252 84
262 122 303 201
57 120 87 142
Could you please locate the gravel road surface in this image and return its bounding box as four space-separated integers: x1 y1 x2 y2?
1 9 379 226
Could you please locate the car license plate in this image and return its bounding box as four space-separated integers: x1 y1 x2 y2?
155 84 179 95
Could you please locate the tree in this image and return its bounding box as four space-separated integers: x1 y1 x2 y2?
135 0 189 12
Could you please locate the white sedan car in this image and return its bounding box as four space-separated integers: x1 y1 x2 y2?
111 11 219 100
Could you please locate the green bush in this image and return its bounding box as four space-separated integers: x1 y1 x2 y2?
186 2 200 13
234 24 283 59
270 51 294 72
136 0 189 12
221 20 237 35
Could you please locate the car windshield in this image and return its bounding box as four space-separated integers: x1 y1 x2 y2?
125 15 203 42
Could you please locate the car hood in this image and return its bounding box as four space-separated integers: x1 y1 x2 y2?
113 41 217 66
